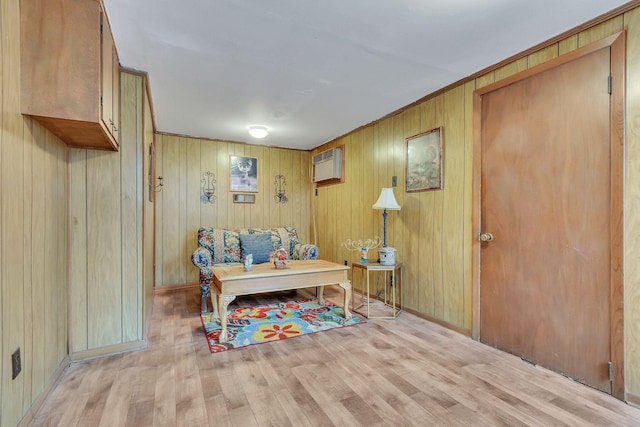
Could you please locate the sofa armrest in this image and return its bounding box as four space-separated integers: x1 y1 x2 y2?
292 243 320 260
192 246 213 268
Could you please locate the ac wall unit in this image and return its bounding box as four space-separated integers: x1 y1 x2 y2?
312 147 342 182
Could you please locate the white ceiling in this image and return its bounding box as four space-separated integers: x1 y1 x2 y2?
103 0 630 151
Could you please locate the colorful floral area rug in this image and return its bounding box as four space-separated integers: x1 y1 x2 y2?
200 297 365 353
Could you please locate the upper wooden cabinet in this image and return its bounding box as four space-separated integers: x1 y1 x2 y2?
20 0 120 151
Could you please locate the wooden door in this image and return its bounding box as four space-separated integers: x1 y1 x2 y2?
478 40 623 394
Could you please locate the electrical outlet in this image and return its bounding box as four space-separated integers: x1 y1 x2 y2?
392 176 397 187
344 260 348 266
12 348 21 380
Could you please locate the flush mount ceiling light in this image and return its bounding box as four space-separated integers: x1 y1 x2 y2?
248 125 268 139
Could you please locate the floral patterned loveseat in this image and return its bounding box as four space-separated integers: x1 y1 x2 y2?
191 227 320 311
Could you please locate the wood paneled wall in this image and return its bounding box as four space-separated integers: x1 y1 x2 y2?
313 86 474 331
69 72 149 356
1 0 69 425
5 1 640 422
154 135 311 287
312 6 640 401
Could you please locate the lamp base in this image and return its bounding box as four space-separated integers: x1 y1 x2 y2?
378 247 397 265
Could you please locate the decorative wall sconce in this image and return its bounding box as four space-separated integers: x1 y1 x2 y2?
341 237 383 263
274 174 288 203
201 171 216 204
155 176 164 192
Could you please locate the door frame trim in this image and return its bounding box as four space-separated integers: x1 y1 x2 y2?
471 31 626 399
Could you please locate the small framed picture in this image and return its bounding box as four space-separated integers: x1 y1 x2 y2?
230 155 258 192
406 127 443 192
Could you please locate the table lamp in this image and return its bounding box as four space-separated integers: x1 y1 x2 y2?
373 188 401 265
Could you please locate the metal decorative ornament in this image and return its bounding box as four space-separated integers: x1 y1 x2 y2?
274 174 288 203
201 171 216 204
341 237 383 263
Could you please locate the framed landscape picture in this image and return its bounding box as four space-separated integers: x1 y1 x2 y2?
230 155 258 192
405 127 443 192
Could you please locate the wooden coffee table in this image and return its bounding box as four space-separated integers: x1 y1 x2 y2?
210 259 352 343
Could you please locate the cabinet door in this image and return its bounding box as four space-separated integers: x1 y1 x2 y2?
101 8 114 137
112 45 120 145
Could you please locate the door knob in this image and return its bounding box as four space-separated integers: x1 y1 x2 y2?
479 233 494 242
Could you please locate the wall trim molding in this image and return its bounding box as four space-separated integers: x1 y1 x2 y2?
155 130 310 152
627 391 640 408
402 307 472 337
70 340 147 362
154 282 199 294
17 355 70 427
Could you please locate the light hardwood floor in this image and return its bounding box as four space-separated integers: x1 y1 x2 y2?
30 286 640 426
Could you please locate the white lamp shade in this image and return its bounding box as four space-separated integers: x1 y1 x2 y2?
373 188 401 210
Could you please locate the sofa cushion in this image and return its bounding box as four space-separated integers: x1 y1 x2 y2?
247 227 299 256
293 243 320 260
280 227 300 255
199 228 241 263
240 232 273 264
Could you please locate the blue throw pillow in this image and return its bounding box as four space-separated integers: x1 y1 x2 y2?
239 232 273 264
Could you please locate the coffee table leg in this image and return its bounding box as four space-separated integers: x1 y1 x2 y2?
218 294 236 343
317 286 325 305
210 291 219 320
338 281 352 319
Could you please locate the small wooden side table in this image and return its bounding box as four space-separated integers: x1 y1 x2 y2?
351 261 403 319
